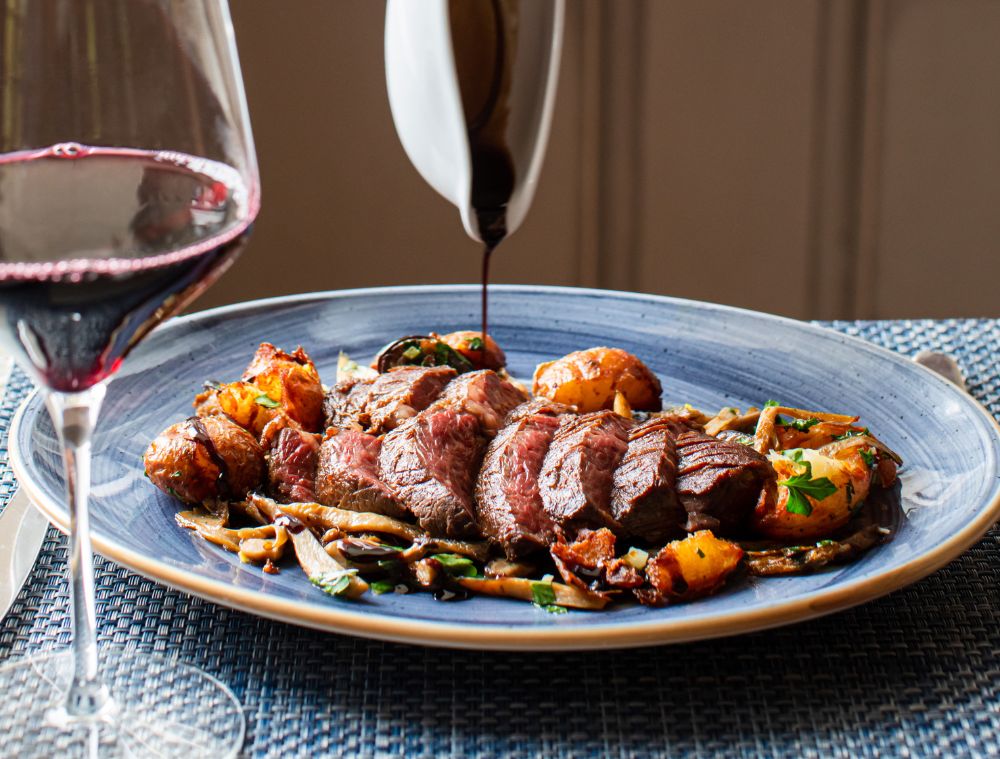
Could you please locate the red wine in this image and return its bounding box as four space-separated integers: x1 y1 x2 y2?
0 144 257 392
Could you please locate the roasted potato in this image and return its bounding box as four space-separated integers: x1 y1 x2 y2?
532 347 662 413
438 331 506 371
242 343 324 431
641 530 743 603
752 443 873 540
195 380 281 437
144 416 264 504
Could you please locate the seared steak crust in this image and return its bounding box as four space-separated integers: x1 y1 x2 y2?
475 410 561 559
379 409 485 538
538 411 631 535
432 370 528 437
322 377 373 430
675 429 776 532
610 418 685 543
315 431 407 518
267 427 320 503
322 366 456 434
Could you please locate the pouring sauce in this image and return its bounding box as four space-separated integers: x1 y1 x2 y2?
450 0 519 341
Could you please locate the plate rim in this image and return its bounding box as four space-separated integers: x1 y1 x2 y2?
10 284 1000 650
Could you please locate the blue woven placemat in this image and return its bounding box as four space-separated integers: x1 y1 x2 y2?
1 319 999 758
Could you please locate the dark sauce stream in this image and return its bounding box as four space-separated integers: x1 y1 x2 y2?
451 0 517 345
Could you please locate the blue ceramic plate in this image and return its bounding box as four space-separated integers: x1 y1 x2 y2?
11 286 1000 650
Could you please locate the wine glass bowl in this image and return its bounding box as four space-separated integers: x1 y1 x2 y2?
0 2 257 755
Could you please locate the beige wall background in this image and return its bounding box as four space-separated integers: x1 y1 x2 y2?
201 1 1000 320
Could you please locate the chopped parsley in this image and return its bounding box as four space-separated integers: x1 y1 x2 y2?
467 336 484 351
778 451 837 516
370 580 396 595
310 569 357 597
777 417 820 432
860 448 877 468
170 471 183 478
530 580 556 606
834 427 871 441
764 400 780 408
401 345 422 361
254 393 280 409
530 580 567 613
166 486 181 499
431 553 479 578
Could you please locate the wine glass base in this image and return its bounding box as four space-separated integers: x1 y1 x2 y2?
0 647 244 758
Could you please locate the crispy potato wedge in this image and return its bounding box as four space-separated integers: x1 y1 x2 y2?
144 416 264 503
195 380 280 438
752 444 873 540
242 343 324 431
642 530 743 603
533 347 662 413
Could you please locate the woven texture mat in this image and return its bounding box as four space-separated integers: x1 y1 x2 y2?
2 319 999 758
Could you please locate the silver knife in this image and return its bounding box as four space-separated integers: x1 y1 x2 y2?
0 489 47 622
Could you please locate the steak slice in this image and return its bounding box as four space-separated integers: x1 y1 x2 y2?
266 427 320 503
432 370 528 437
538 411 631 535
475 410 561 559
366 366 456 433
379 409 485 538
323 376 373 430
322 366 456 434
676 429 776 533
503 397 573 425
315 431 407 518
610 418 686 543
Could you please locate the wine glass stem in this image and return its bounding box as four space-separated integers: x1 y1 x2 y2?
44 383 111 719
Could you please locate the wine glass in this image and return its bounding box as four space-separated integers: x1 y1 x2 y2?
0 1 258 755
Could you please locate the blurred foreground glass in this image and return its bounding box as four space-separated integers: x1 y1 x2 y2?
0 1 258 755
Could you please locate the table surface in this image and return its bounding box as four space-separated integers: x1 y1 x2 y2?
1 318 999 758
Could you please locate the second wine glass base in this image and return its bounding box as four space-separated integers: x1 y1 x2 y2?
0 647 244 758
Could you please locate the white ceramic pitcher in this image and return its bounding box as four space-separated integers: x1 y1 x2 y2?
385 0 564 244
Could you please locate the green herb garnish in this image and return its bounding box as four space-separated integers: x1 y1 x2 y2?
166 486 181 499
777 417 820 432
833 427 871 441
860 448 876 468
778 452 837 516
171 471 183 478
431 553 479 578
696 548 706 558
467 336 484 351
401 345 423 362
764 400 780 408
310 569 357 597
371 580 396 595
530 580 556 606
254 393 280 409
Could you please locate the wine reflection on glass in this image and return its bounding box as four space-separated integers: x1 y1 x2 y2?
0 2 258 755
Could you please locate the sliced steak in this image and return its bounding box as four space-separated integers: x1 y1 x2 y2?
266 427 320 503
503 397 572 425
538 411 631 535
323 376 373 430
610 418 686 543
475 410 561 559
322 366 456 434
366 366 456 433
315 431 407 518
676 429 776 533
432 370 528 437
379 409 485 538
